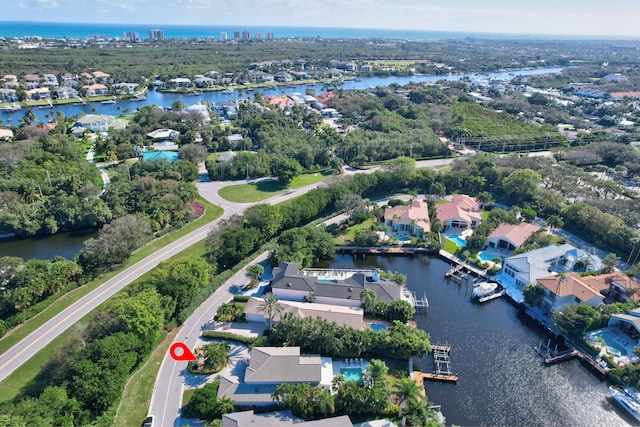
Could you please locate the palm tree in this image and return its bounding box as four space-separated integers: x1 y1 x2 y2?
393 377 423 424
360 289 377 313
258 292 283 331
316 389 335 417
364 359 388 387
216 396 236 415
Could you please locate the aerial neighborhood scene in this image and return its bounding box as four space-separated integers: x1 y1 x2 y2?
2 1 640 426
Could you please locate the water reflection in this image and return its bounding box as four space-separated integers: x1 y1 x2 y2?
318 254 629 426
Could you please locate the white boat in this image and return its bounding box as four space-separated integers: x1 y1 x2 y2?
222 88 234 94
0 104 21 112
610 385 640 422
472 282 499 299
101 99 116 104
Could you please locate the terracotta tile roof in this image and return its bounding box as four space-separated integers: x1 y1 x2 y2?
488 222 541 248
610 91 640 99
264 95 293 109
384 200 431 232
436 195 482 225
537 272 608 302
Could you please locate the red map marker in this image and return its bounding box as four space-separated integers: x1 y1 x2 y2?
169 342 197 361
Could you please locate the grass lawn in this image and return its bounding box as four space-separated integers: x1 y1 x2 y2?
218 180 285 203
442 238 460 254
0 198 222 358
289 170 333 188
218 171 332 203
182 389 196 407
333 219 375 245
481 210 490 221
113 328 180 427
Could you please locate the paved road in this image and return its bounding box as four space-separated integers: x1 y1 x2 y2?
0 179 321 385
0 157 458 419
148 252 269 427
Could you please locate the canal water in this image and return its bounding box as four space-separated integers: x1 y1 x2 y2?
0 67 563 124
318 254 632 426
0 229 96 261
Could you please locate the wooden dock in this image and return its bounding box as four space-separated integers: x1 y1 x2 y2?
423 372 459 383
544 349 579 365
432 345 451 353
424 344 458 384
439 250 490 280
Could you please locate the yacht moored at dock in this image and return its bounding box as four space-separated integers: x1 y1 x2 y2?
472 282 499 300
610 385 640 422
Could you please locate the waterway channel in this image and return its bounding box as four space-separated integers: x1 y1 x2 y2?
0 229 96 261
0 67 563 124
318 253 632 426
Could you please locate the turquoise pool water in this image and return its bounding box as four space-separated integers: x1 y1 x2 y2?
371 323 387 332
397 235 411 242
478 251 500 263
340 367 363 382
447 235 467 247
589 330 628 356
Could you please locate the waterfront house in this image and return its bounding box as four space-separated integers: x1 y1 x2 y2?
487 222 541 252
360 64 373 73
54 86 79 99
270 262 402 307
75 114 115 132
83 83 109 97
274 71 293 82
169 77 191 88
25 87 51 101
217 347 327 406
113 82 139 94
536 272 608 313
495 243 577 303
1 74 17 84
243 297 364 329
222 410 354 427
0 88 18 102
435 194 482 231
383 200 431 237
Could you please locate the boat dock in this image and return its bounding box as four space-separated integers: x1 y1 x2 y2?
478 289 506 303
424 344 458 384
439 250 490 280
536 339 608 378
414 291 429 311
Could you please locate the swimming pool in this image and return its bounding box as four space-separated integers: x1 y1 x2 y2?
588 330 628 356
478 251 501 263
447 235 467 247
340 367 363 382
397 235 411 242
371 323 387 332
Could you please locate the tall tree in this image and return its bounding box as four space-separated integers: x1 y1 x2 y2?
258 292 283 331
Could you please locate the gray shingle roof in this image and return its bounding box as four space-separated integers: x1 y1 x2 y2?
271 262 401 303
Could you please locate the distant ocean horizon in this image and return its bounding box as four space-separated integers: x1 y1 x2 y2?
1 21 638 41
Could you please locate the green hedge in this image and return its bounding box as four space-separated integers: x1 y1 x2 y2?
233 295 251 302
202 331 258 345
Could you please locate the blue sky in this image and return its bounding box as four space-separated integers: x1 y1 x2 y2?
6 0 640 37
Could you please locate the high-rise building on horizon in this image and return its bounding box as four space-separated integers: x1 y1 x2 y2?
267 32 273 40
220 32 227 41
123 31 140 41
148 29 164 41
255 32 263 40
242 30 250 41
233 30 241 39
